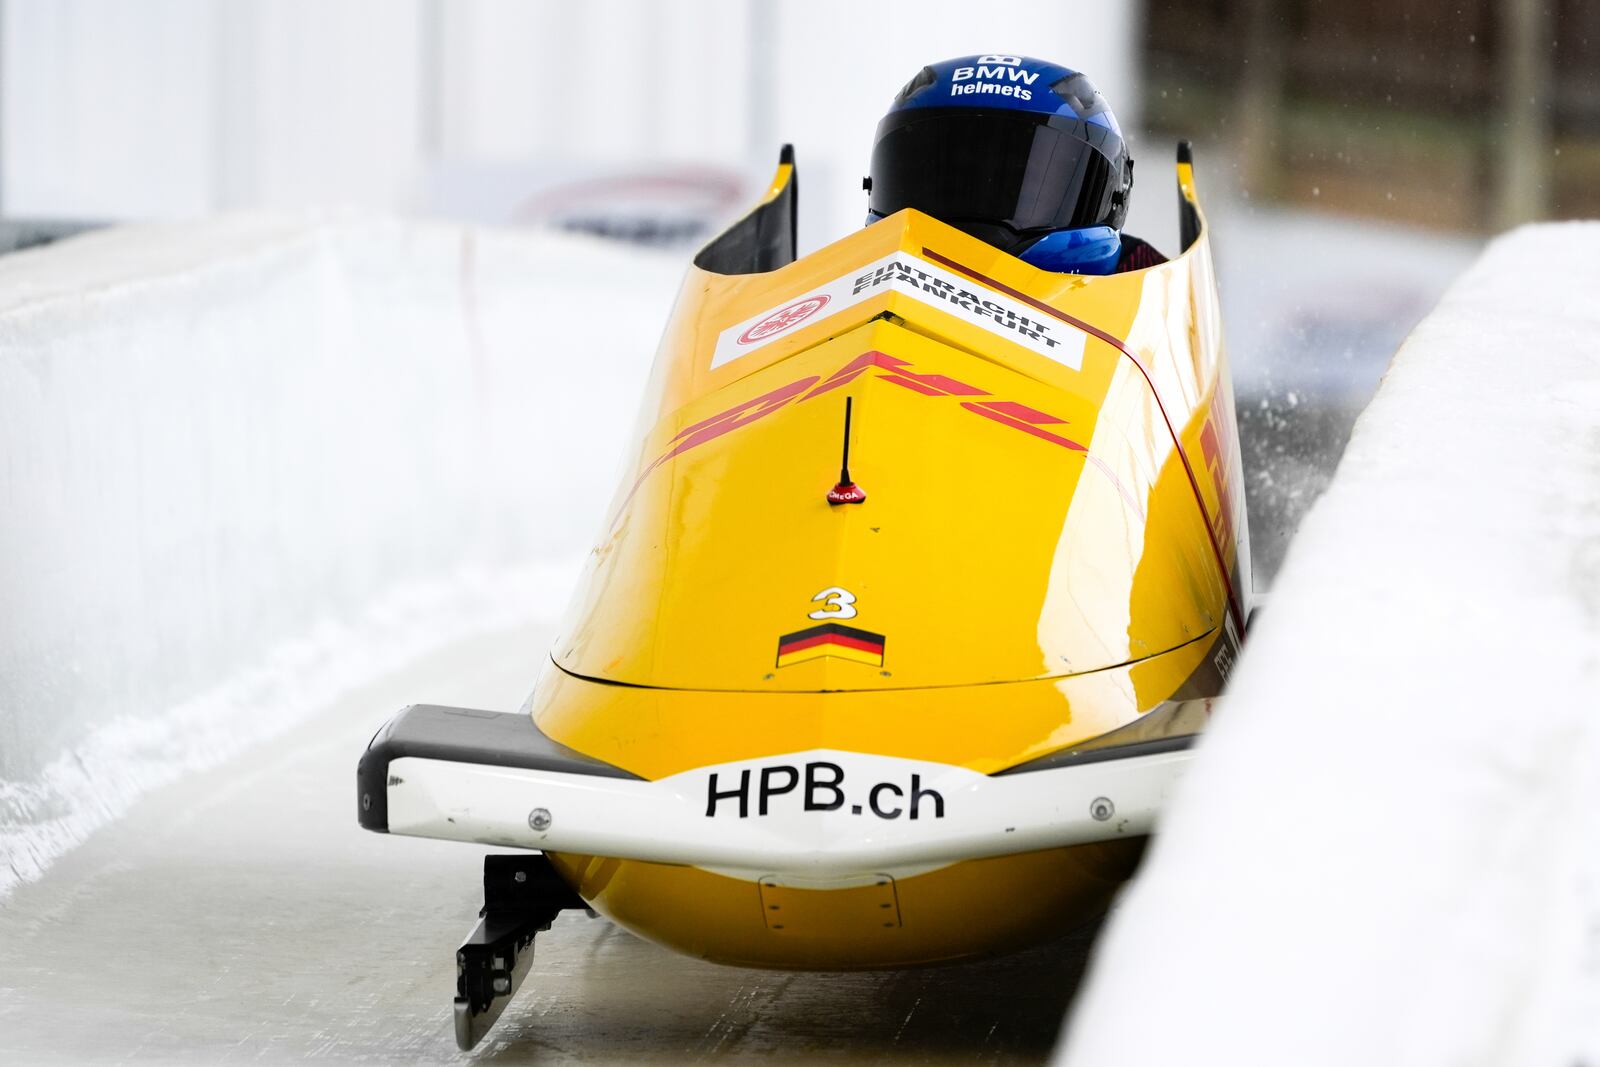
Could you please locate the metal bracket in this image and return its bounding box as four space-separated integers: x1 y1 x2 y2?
453 854 586 1051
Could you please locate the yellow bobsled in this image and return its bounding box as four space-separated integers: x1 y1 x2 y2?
358 142 1250 1049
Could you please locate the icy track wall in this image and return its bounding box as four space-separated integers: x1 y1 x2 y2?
0 218 682 896
1060 223 1600 1065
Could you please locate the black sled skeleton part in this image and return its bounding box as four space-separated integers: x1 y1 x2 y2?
452 854 590 1050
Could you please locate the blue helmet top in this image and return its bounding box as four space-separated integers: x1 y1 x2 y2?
868 54 1133 274
891 54 1124 138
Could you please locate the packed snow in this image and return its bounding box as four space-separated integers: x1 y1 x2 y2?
1059 222 1600 1066
0 217 683 897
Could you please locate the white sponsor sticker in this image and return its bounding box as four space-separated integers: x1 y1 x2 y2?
710 253 1088 371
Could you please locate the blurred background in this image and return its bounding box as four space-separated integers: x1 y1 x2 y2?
2 0 1585 583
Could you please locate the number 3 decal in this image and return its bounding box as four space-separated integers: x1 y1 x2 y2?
808 586 858 620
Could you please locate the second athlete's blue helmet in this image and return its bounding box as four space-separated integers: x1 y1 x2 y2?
866 54 1134 273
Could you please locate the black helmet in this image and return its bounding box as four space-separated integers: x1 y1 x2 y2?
866 54 1133 262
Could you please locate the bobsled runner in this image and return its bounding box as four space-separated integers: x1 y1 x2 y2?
358 142 1250 1049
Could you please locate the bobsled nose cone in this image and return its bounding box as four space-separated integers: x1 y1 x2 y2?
557 310 1221 694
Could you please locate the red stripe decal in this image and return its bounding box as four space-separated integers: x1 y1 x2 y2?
968 400 1068 426
960 402 1086 452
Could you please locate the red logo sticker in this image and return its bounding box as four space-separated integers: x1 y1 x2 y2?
737 295 830 345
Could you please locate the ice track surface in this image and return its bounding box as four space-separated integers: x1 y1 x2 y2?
0 622 1102 1064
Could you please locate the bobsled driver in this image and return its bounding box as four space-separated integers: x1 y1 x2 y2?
866 54 1165 274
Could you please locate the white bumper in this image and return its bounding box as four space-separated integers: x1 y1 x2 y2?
384 745 1195 878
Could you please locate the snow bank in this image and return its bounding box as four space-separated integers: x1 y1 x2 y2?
1059 223 1600 1065
0 216 682 896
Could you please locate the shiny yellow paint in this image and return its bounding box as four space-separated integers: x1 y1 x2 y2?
547 841 1145 970
760 161 794 204
531 150 1247 968
557 315 1223 693
530 630 1212 781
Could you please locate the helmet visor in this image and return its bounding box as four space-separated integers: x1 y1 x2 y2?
868 109 1122 240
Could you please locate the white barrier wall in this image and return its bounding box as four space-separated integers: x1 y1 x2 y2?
0 218 683 896
1059 223 1600 1065
4 0 1139 254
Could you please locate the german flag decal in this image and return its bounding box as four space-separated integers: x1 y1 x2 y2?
775 623 887 669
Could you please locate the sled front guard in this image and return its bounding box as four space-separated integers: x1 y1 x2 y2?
358 703 1198 876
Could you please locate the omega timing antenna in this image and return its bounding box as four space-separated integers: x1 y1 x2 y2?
826 396 867 505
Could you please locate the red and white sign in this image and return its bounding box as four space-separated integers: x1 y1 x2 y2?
710 252 1088 372
736 295 831 345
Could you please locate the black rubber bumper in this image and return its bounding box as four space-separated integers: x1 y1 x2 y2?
356 704 642 832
